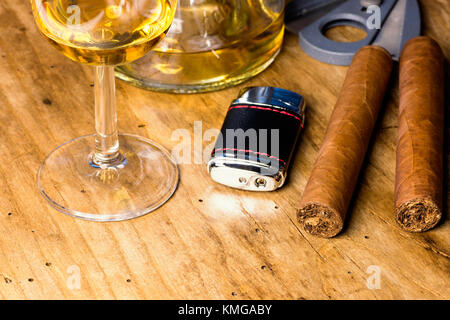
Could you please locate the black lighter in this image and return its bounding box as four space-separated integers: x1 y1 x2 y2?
207 87 306 191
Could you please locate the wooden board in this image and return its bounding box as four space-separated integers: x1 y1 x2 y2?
0 0 448 299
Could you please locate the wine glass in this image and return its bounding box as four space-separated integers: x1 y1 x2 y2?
31 0 179 221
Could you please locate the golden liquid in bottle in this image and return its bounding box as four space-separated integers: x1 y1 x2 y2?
116 0 285 93
31 0 175 65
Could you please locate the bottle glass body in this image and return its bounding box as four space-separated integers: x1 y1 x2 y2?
116 0 286 93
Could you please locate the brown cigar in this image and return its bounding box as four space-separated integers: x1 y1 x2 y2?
298 46 393 238
395 37 445 232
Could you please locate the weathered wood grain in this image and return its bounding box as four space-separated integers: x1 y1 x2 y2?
0 0 448 299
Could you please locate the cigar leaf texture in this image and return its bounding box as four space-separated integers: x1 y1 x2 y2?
395 36 445 232
298 46 393 238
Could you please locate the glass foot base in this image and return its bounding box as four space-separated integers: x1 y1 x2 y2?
37 134 179 222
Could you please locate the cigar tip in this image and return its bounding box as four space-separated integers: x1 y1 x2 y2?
395 198 442 233
404 36 439 48
298 203 344 238
401 36 444 62
361 45 392 59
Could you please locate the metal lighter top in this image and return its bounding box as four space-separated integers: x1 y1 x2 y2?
234 87 305 114
208 87 306 191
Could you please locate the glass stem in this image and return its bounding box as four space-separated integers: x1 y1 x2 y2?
92 65 123 167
